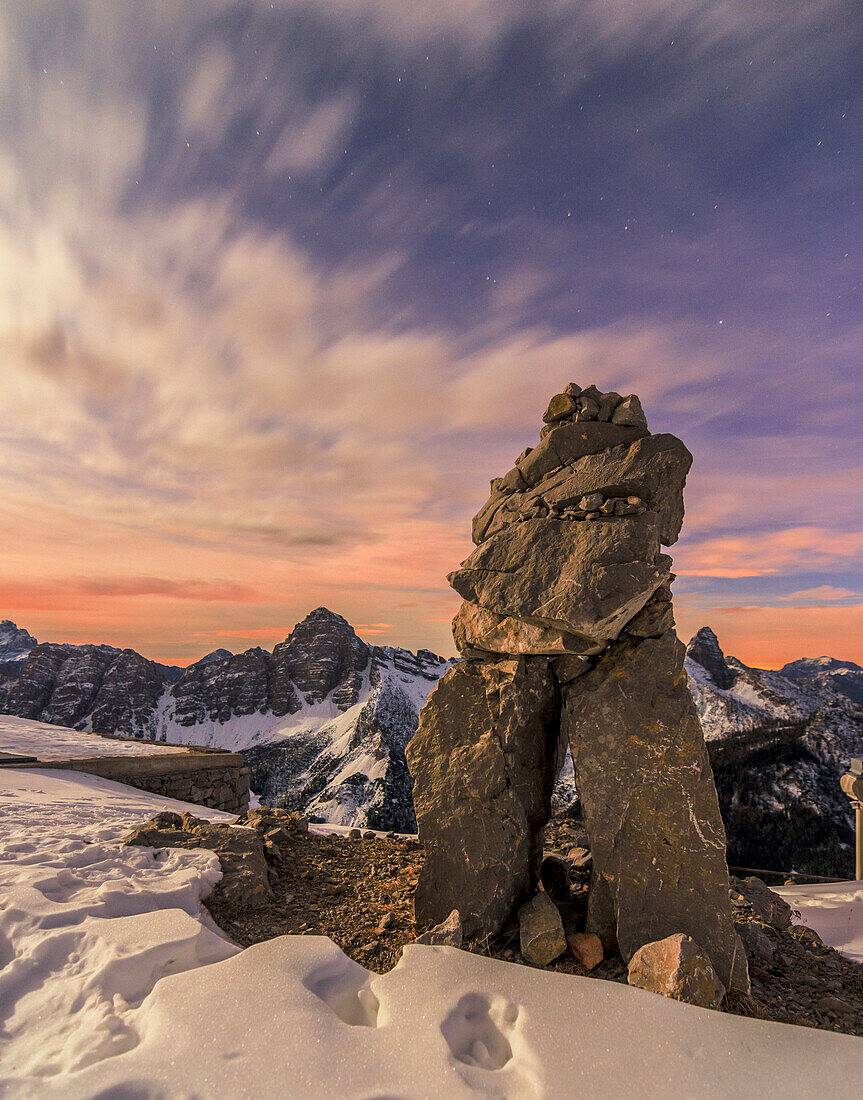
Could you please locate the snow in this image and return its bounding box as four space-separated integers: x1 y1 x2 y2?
3 768 863 1097
777 881 863 964
0 713 189 759
152 677 370 752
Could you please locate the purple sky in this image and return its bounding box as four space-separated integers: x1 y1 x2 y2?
1 1 862 666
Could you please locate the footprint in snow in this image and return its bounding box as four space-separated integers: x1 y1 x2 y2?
441 993 540 1098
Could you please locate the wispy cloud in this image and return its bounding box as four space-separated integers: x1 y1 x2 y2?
1 1 861 664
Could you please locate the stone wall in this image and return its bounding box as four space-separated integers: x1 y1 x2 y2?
8 751 250 815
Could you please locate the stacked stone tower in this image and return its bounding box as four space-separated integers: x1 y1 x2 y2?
406 383 748 993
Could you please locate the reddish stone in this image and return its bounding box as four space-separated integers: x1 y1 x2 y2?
566 932 604 970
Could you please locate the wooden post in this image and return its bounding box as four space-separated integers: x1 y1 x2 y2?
857 802 863 883
840 761 863 881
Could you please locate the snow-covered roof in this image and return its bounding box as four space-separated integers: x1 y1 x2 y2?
0 714 189 761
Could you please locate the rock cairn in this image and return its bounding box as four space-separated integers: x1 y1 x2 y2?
406 383 749 994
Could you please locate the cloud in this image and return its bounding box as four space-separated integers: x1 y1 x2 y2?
676 528 863 579
2 577 267 609
266 93 357 175
783 586 863 602
1 0 861 666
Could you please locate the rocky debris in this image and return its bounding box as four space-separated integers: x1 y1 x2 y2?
610 394 647 429
564 631 749 993
204 820 427 974
519 892 567 965
627 933 725 1009
414 909 463 947
124 811 272 908
687 626 736 691
566 847 592 879
240 806 310 835
566 932 604 970
731 876 793 932
409 382 744 995
737 921 775 963
406 657 563 938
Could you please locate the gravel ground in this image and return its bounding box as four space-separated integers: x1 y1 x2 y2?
202 813 863 1037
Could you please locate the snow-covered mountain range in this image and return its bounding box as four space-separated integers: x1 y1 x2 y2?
0 609 450 831
2 613 860 856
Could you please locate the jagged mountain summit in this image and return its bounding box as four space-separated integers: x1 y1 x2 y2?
0 620 38 706
780 655 863 708
686 625 863 877
685 626 822 737
0 608 450 831
0 619 37 664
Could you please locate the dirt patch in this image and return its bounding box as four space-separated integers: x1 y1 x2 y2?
203 823 424 974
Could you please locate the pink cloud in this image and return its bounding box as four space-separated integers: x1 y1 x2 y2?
676 527 863 578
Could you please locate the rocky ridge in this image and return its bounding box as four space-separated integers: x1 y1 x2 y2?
781 655 863 708
0 619 38 708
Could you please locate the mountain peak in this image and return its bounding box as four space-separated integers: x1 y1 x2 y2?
299 607 353 628
686 626 736 690
273 607 369 707
0 620 38 662
191 648 234 668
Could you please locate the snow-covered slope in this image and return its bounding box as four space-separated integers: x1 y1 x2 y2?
0 713 189 760
3 765 862 1099
685 627 821 740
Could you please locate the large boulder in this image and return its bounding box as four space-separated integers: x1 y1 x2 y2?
406 657 564 939
452 601 589 657
449 516 669 656
125 812 273 908
627 933 725 1009
731 875 794 932
515 421 648 487
518 892 567 965
562 630 749 993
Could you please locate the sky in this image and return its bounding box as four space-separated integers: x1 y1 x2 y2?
1 0 862 668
